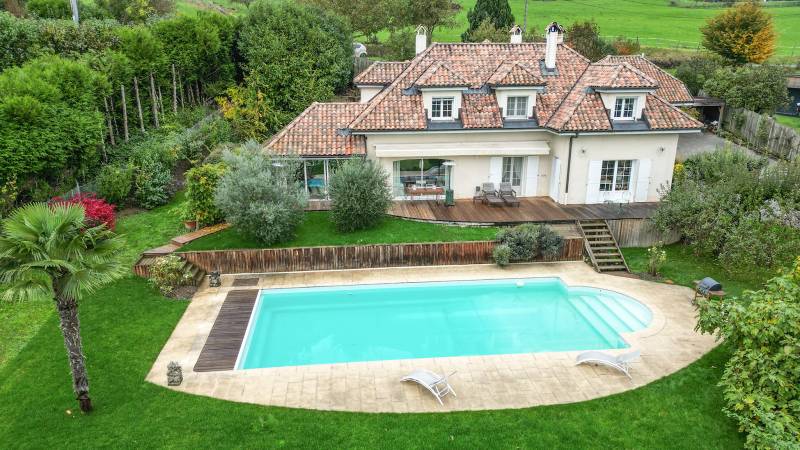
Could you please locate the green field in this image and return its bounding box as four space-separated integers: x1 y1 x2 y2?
431 0 800 55
775 114 800 131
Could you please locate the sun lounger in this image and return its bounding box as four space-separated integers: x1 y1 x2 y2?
401 369 457 406
575 350 640 379
481 182 504 206
498 182 520 207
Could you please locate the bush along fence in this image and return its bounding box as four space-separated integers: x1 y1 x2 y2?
172 239 584 275
721 107 800 161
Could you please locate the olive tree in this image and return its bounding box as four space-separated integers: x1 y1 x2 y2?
328 158 392 232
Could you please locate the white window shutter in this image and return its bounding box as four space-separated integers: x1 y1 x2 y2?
489 157 503 185
634 159 652 202
586 160 602 204
524 156 539 196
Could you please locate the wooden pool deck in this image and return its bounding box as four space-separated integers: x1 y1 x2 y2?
194 289 259 372
389 197 659 225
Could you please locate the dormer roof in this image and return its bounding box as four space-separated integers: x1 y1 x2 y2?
598 55 693 103
487 61 545 87
589 62 658 91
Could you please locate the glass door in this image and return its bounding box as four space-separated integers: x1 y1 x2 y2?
502 157 524 192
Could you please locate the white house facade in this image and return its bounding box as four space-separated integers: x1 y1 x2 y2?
266 23 701 206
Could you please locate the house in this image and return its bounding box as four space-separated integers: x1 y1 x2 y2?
266 22 702 205
778 74 800 116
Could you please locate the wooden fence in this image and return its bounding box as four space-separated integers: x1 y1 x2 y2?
607 218 680 248
721 107 800 161
177 238 584 274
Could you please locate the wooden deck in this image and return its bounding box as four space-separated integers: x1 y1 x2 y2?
193 289 259 372
389 197 659 225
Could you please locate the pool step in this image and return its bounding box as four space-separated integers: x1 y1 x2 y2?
566 296 624 348
577 220 629 273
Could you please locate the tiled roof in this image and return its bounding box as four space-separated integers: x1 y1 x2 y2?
265 102 367 156
487 61 545 87
353 61 409 86
267 44 701 155
599 55 693 104
414 62 469 88
643 94 704 130
461 93 503 128
350 43 590 131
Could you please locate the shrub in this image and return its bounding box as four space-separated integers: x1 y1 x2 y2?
52 193 116 229
328 158 392 232
214 141 307 244
149 255 191 296
538 226 565 260
609 36 641 55
646 242 667 276
493 243 511 267
674 54 727 96
133 156 172 209
702 64 789 114
695 258 800 449
185 162 227 227
95 164 134 206
497 224 539 261
701 1 776 63
719 217 800 273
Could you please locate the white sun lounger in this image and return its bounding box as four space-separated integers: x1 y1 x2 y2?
401 369 456 406
575 350 640 379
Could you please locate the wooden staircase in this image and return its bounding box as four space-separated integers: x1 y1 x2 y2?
578 220 629 273
133 252 206 286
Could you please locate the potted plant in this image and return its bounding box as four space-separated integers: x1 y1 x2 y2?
175 202 197 231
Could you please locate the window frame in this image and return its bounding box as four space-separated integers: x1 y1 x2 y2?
599 160 633 192
612 96 637 120
505 96 529 119
431 96 455 120
501 156 524 187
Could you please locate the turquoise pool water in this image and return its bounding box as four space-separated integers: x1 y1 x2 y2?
237 278 652 369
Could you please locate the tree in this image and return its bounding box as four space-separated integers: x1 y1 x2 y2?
214 142 307 244
703 64 788 113
674 54 728 96
695 258 800 449
464 18 507 43
403 0 458 44
25 0 71 19
328 158 392 232
701 1 776 64
238 1 352 127
0 203 126 412
462 0 514 42
566 20 611 62
0 12 42 71
97 0 174 23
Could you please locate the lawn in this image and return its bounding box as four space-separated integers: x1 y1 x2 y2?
180 212 500 251
775 114 800 132
2 198 777 447
434 0 800 55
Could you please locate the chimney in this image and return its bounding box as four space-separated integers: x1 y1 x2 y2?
509 25 523 44
415 25 428 55
544 21 564 70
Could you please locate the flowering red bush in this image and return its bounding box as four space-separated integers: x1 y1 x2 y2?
51 193 116 230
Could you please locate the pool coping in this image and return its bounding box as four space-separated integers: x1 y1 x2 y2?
146 262 716 413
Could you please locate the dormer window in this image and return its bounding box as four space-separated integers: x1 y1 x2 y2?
613 97 636 120
506 96 529 119
431 97 454 120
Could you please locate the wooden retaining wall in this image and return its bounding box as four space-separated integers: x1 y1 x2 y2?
607 218 680 248
177 238 584 274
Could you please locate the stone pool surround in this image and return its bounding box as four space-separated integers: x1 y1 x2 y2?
146 262 717 413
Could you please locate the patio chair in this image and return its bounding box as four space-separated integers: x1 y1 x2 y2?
401 369 457 406
480 182 504 207
498 182 520 207
575 350 640 379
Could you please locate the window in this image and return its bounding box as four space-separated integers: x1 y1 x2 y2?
301 159 347 200
599 160 633 192
506 96 528 118
393 159 452 197
613 97 636 120
431 97 454 119
502 157 524 187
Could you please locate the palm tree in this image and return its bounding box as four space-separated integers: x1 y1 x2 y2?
0 203 125 412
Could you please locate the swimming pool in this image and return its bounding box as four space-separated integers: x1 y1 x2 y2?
236 278 652 370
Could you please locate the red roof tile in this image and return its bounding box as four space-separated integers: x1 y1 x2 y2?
265 102 367 156
644 94 704 130
353 61 409 86
487 61 545 87
461 93 503 128
599 55 693 103
414 62 469 88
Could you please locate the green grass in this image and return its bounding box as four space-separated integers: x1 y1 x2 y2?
774 114 800 132
180 212 500 251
